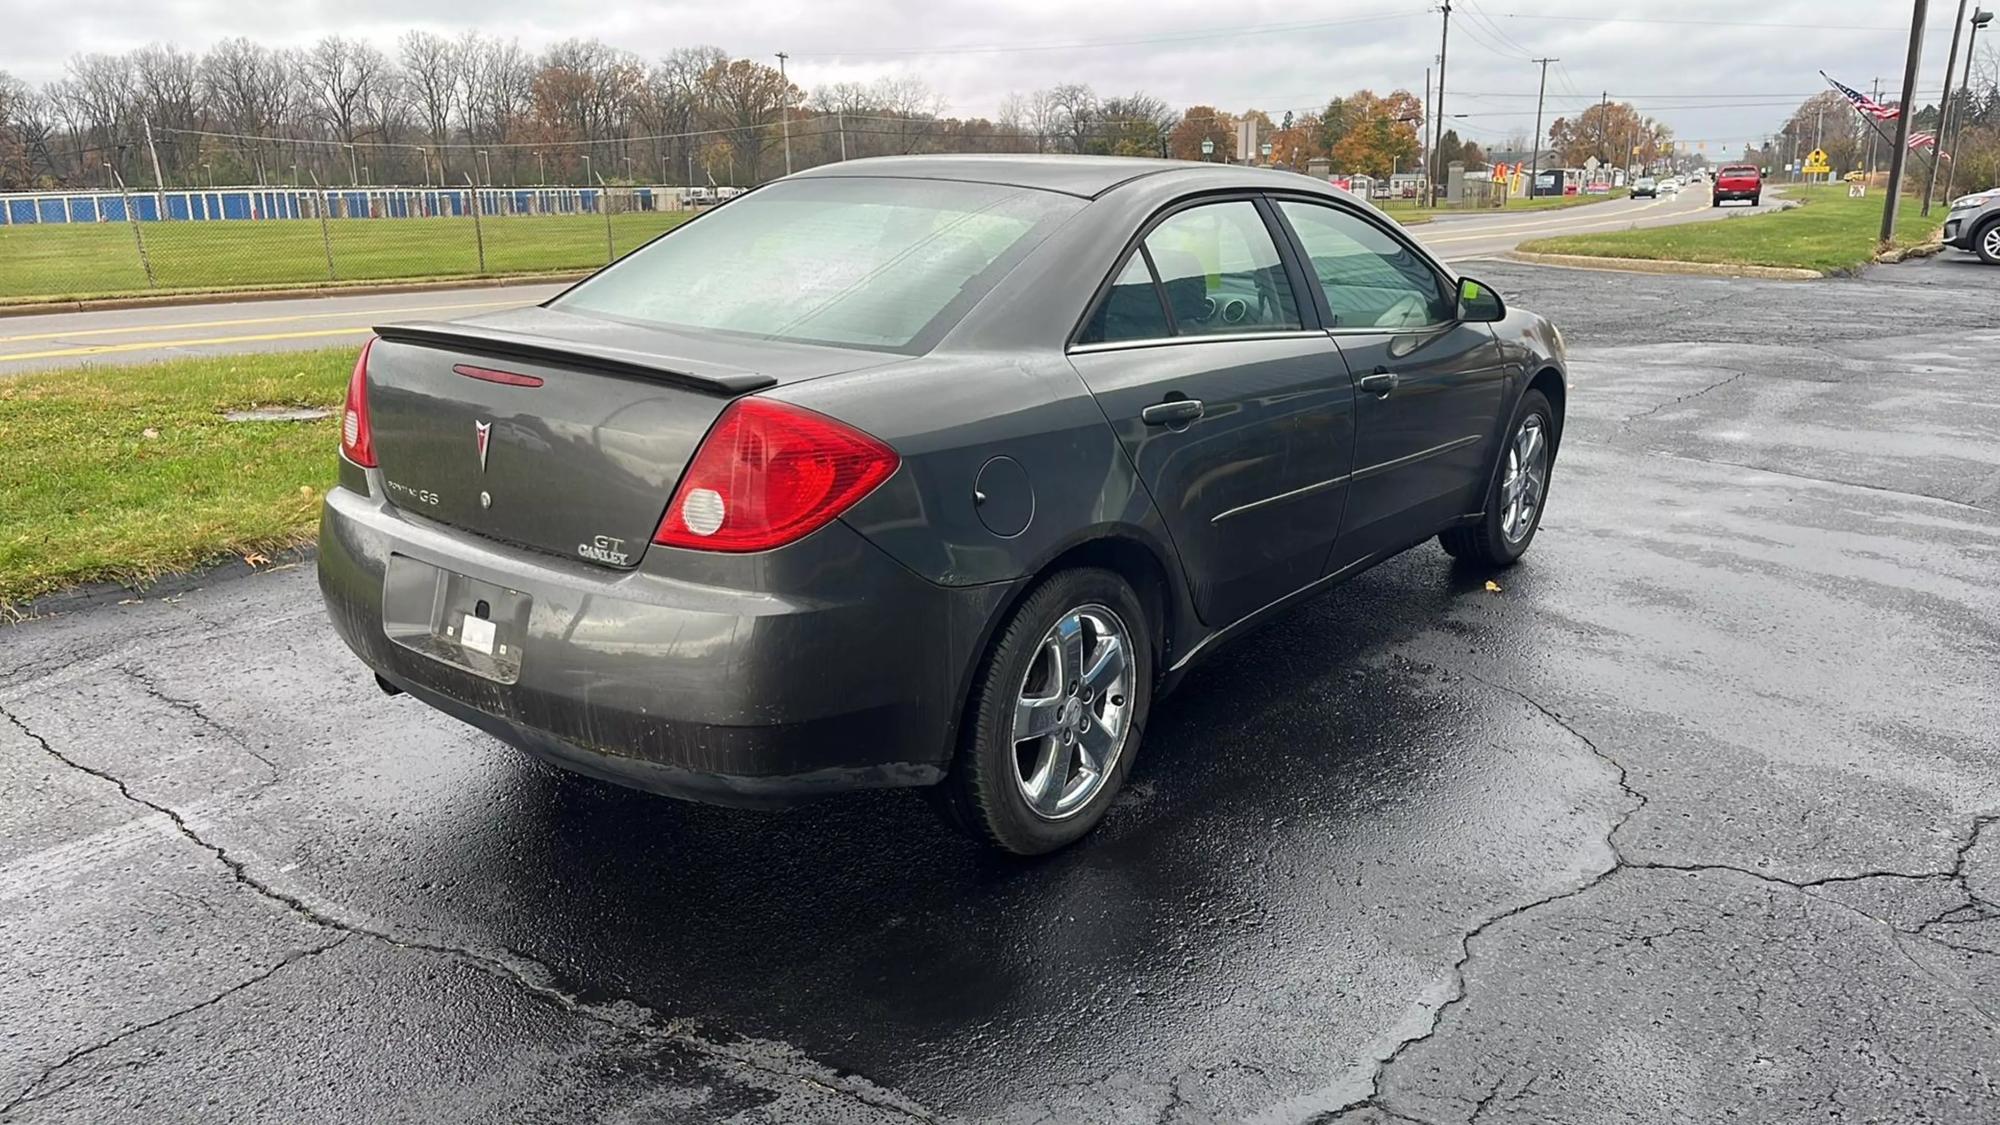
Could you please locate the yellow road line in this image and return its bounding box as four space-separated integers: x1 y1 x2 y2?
0 326 378 363
0 297 532 344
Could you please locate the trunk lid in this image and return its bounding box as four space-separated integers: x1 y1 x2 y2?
364 306 902 567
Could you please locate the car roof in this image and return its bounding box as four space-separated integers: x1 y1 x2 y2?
787 153 1328 200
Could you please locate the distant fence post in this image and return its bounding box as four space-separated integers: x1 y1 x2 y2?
596 173 614 264
109 170 158 289
309 170 337 281
464 173 487 274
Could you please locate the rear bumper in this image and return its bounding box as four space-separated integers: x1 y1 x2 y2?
1713 189 1759 201
317 480 1014 807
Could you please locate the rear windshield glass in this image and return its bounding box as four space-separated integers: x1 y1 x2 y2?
552 177 1083 353
1722 165 1760 176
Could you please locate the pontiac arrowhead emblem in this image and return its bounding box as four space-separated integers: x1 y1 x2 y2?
474 420 492 473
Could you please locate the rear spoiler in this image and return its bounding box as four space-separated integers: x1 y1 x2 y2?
372 321 778 395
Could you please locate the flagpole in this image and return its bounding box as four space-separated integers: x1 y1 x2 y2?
1821 70 1940 187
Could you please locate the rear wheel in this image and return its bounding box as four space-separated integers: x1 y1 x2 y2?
934 568 1152 855
1440 389 1555 567
1977 219 2000 265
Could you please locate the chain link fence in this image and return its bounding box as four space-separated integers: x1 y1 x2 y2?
0 181 697 303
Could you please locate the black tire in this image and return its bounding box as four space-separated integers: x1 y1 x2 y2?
1975 218 2000 266
1439 389 1557 567
933 568 1153 856
1751 193 1762 207
1711 197 1721 208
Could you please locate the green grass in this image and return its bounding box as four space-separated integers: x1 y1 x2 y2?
0 349 354 606
0 211 693 303
1518 185 1941 273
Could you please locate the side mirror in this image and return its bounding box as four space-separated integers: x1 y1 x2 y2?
1457 276 1505 323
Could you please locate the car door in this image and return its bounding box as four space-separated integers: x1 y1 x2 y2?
1066 197 1357 627
1269 197 1510 569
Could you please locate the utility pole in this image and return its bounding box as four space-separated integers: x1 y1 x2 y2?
1432 1 1452 205
776 51 793 177
1423 66 1432 194
1598 90 1610 165
1867 79 1881 179
1530 57 1557 198
1924 0 1971 214
1882 0 1930 244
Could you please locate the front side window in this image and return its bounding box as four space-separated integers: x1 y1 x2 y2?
1142 201 1302 336
1277 200 1454 330
554 177 1083 353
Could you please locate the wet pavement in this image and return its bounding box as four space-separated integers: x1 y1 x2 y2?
3 253 1998 1124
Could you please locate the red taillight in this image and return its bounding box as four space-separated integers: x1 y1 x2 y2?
653 399 899 553
340 338 377 467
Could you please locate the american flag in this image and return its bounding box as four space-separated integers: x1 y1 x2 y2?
1822 72 1900 121
1908 132 1951 159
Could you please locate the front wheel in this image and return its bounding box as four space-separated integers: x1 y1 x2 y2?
1440 390 1556 567
933 568 1153 855
1976 219 2000 265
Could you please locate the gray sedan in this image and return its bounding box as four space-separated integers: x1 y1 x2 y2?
318 155 1569 854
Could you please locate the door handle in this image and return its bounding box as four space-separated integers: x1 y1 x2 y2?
1358 369 1400 396
1141 398 1205 426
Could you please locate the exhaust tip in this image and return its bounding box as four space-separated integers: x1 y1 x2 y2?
375 673 405 697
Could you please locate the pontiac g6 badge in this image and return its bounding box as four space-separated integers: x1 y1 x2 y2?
474 420 492 473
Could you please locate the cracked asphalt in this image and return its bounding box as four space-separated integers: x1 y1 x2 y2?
3 252 1998 1124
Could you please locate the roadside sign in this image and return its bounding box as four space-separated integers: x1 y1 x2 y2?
1803 148 1831 175
1849 183 1866 198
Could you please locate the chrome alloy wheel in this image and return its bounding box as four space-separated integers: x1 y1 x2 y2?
1011 604 1135 820
1984 224 2000 261
1500 413 1549 544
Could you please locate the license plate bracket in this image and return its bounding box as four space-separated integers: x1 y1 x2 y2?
382 554 531 683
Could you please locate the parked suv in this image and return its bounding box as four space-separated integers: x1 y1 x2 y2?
1943 189 2000 264
1713 164 1762 207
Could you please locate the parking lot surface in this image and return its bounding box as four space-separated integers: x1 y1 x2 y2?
2 254 1997 1124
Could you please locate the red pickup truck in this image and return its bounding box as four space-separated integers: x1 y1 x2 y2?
1713 164 1763 207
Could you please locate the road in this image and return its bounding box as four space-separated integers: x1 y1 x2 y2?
0 187 1768 376
3 254 1996 1123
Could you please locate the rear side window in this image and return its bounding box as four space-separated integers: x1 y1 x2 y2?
1079 199 1303 345
554 177 1083 354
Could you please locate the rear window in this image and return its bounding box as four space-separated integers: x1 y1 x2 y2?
1722 165 1761 177
554 177 1084 354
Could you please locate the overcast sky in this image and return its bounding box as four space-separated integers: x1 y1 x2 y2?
1 0 1975 152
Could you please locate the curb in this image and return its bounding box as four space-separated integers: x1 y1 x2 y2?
1504 250 1825 280
0 273 590 319
0 544 318 624
1873 241 1946 265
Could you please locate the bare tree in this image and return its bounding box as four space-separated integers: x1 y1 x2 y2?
201 38 295 181
399 30 457 181
453 31 488 157
306 36 389 183
1045 83 1098 154
872 76 944 154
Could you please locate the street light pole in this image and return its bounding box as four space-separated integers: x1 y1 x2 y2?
1881 0 1930 244
1944 8 1994 202
776 51 793 177
1924 0 1970 214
